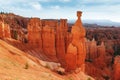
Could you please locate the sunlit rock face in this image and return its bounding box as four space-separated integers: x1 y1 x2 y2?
0 19 4 38
41 20 58 29
0 17 11 38
65 11 86 72
27 18 42 48
42 25 56 57
27 11 87 73
56 19 68 68
113 56 120 80
27 18 69 63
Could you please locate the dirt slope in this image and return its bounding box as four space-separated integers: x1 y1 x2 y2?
0 39 94 80
0 39 64 80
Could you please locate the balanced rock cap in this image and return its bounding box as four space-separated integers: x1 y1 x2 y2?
77 11 82 18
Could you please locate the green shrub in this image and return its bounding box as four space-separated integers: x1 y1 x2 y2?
13 31 18 40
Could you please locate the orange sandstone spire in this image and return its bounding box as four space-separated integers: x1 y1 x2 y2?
74 11 83 27
65 11 86 72
0 17 11 38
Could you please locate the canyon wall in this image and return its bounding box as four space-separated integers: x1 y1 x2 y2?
27 11 86 72
27 18 67 62
27 18 42 48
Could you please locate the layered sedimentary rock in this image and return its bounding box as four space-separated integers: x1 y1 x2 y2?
0 18 4 38
27 18 42 48
41 20 58 29
87 39 97 60
65 11 86 72
27 18 70 64
86 39 106 61
0 17 11 38
113 56 120 80
97 42 106 57
27 11 87 73
42 25 56 57
4 23 11 38
86 40 113 80
56 19 68 67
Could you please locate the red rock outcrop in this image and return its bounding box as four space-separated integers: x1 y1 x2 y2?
65 11 86 72
0 17 11 38
86 40 113 80
56 19 68 67
41 20 58 29
42 25 56 57
87 38 97 60
113 56 120 80
97 42 106 57
86 39 106 61
27 18 42 48
94 42 107 69
0 18 4 38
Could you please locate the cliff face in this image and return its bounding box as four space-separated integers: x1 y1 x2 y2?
0 13 29 41
56 19 68 67
42 25 56 57
27 11 87 73
0 17 11 38
27 18 42 48
27 18 61 61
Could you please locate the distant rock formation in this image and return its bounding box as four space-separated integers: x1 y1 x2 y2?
65 11 86 72
85 39 113 80
113 56 120 80
86 38 97 60
86 38 106 60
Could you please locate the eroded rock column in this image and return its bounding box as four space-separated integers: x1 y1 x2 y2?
27 18 42 49
0 20 4 38
42 25 56 57
113 56 120 80
0 17 11 38
56 19 68 67
65 11 86 72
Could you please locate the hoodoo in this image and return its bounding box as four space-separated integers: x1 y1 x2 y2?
0 17 11 38
27 18 42 48
65 11 86 72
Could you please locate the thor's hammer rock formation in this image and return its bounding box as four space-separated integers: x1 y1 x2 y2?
65 11 86 72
